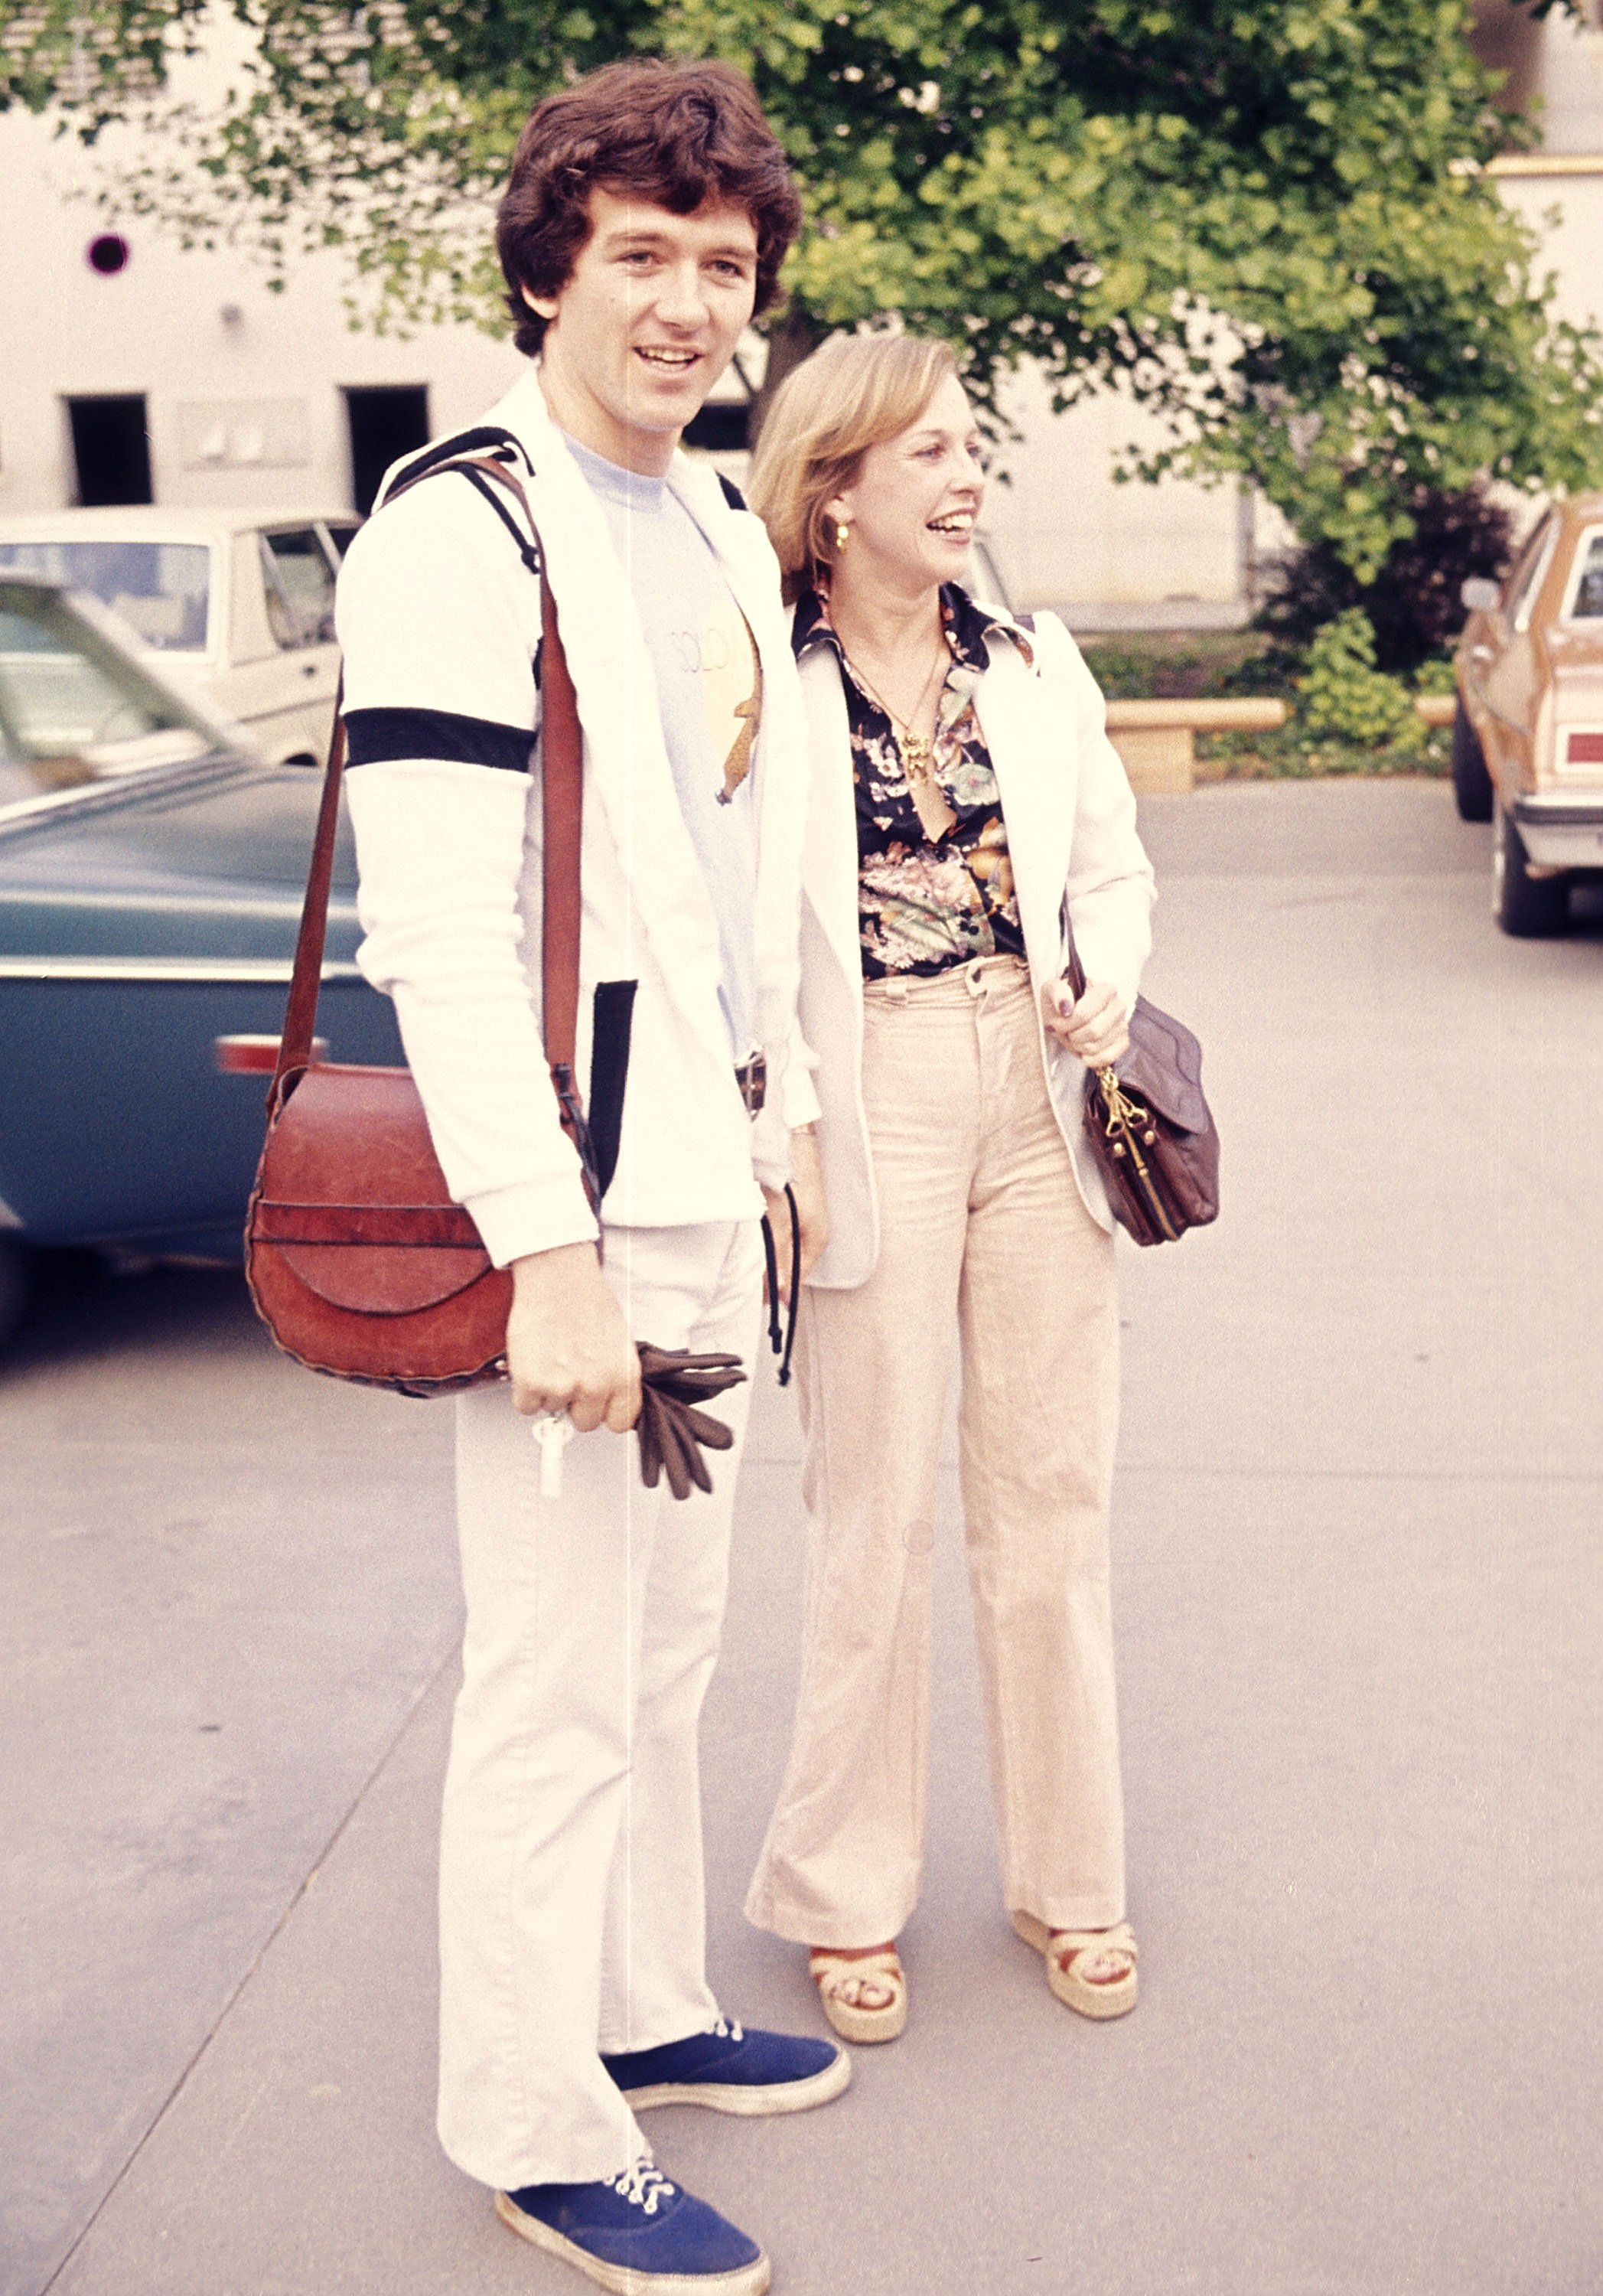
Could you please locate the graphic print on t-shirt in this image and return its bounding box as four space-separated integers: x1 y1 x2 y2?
562 429 759 1059
669 607 762 804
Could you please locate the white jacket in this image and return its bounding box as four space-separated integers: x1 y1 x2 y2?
334 367 818 1267
797 607 1155 1288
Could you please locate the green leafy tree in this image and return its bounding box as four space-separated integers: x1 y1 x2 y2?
5 0 1601 573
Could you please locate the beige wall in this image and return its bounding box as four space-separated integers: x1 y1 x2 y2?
982 366 1259 627
0 106 523 518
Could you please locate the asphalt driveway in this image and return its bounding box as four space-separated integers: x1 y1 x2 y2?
3 778 1598 2296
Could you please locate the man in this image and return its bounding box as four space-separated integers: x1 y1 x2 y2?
334 58 836 2296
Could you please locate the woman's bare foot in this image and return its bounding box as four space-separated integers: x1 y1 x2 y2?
1041 1921 1139 2018
810 1941 898 2012
808 1942 908 2042
1050 1928 1135 1991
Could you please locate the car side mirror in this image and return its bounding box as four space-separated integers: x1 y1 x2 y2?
1461 576 1501 614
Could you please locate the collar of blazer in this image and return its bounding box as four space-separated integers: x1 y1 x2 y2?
797 618 1079 998
482 366 807 1076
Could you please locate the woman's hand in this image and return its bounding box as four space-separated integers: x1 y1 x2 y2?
1041 976 1130 1068
761 1129 830 1305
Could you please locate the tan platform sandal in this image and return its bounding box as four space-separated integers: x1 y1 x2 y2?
809 1947 907 2044
1011 1912 1138 2020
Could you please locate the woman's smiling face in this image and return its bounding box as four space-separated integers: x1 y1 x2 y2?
827 374 987 593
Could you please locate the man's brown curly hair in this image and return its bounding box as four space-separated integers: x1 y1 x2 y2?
497 59 803 357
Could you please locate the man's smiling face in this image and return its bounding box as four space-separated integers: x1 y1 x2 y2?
528 188 760 476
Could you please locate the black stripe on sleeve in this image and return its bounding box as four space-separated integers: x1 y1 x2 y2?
344 706 535 773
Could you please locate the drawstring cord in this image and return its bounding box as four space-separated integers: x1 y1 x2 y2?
759 1182 802 1388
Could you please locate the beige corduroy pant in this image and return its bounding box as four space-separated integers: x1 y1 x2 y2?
745 955 1126 1948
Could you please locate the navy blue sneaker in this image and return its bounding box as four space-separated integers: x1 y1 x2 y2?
601 2014 850 2115
497 2161 768 2294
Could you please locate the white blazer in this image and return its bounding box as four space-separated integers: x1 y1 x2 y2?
337 367 818 1266
797 607 1155 1289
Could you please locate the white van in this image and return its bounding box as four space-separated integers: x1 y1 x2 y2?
0 507 358 767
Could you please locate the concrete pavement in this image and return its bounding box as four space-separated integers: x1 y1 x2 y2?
4 780 1599 2294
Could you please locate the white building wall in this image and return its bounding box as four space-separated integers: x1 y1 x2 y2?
0 106 523 518
983 364 1253 626
1527 0 1603 155
1491 165 1603 336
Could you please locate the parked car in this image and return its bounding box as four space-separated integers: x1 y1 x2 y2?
0 573 400 1352
0 505 359 770
1453 492 1603 934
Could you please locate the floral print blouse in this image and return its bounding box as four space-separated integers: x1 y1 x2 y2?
793 582 1034 980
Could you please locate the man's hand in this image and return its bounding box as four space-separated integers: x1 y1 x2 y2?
761 1128 829 1306
506 1241 640 1433
1041 976 1130 1068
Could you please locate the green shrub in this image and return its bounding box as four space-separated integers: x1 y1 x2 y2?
1295 611 1423 752
1253 485 1514 676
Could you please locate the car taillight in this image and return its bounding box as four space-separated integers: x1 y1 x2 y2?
1562 728 1603 768
214 1033 327 1073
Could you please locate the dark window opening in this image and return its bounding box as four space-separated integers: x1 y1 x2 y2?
683 404 750 454
68 395 152 507
344 385 431 517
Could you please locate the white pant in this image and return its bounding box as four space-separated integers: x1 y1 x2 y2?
437 1219 764 2190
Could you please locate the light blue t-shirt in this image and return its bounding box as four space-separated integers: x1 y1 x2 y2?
565 434 759 1063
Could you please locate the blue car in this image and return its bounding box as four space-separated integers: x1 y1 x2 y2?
0 574 402 1349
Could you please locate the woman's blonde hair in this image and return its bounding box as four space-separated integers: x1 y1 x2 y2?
748 333 960 601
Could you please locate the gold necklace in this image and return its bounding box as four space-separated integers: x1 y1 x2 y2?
844 640 948 785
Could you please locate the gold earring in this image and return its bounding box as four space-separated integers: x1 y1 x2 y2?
834 520 850 553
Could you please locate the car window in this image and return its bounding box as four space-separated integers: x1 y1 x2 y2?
0 539 210 651
1563 529 1603 619
1506 517 1558 634
260 527 337 648
321 520 360 560
0 581 215 810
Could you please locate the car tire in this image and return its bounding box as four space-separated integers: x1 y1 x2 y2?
1451 702 1494 823
1494 804 1570 938
0 1236 34 1355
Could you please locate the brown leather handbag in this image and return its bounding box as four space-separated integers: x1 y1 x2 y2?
245 451 594 1395
1065 932 1220 1247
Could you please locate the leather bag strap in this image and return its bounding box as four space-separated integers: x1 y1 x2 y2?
271 693 347 1110
270 455 591 1212
1060 893 1090 1005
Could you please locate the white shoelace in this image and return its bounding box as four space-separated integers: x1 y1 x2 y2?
709 2014 744 2043
608 2161 676 2216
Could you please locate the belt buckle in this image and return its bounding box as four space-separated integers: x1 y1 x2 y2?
735 1050 767 1116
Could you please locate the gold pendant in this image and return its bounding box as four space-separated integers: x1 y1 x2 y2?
901 732 933 784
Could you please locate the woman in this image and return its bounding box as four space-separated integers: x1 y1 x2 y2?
743 333 1155 2042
